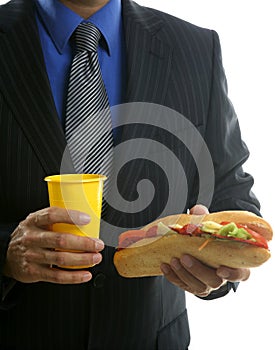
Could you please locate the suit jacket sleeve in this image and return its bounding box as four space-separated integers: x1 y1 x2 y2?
192 31 260 300
196 31 260 215
0 223 18 309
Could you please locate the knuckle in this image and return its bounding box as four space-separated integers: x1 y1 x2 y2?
54 233 66 249
69 273 83 284
43 207 56 223
22 261 36 277
17 219 28 233
78 253 94 267
52 270 64 283
54 253 66 267
76 235 89 248
52 269 81 284
76 236 93 252
18 220 25 229
26 211 42 226
25 212 36 222
48 205 59 216
20 229 33 246
23 250 35 264
38 207 58 226
10 221 26 240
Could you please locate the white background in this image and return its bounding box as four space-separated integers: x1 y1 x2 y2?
1 0 274 349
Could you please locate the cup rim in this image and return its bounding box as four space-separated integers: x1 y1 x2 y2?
44 174 107 183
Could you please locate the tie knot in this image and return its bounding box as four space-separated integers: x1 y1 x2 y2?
74 22 101 53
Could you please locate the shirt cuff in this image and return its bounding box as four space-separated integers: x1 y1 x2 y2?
197 282 239 300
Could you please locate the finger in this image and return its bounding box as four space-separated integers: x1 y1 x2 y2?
189 204 209 215
27 207 91 227
33 230 105 252
161 263 190 291
39 266 93 284
30 248 103 268
161 262 211 295
169 258 209 294
180 255 223 289
217 266 250 282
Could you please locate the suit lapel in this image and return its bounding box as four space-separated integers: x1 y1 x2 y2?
0 0 172 174
0 0 71 175
122 0 173 104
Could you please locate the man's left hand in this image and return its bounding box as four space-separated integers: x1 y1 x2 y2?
160 204 250 297
161 254 250 297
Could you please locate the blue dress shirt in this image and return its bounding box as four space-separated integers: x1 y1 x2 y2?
35 0 125 127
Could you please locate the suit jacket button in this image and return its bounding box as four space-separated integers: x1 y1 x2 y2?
93 273 106 288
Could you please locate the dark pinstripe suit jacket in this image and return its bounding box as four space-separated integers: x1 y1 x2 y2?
0 0 260 349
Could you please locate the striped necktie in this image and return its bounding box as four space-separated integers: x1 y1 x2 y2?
65 22 113 180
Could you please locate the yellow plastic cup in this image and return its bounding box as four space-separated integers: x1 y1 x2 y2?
44 174 106 268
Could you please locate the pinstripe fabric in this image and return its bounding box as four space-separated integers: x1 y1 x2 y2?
65 23 113 177
0 0 74 177
0 94 48 221
0 0 260 349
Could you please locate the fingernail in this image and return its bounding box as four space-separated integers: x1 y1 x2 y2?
93 253 102 265
161 263 170 274
94 239 104 251
82 272 92 282
79 213 91 224
181 255 193 268
218 269 230 279
171 258 182 271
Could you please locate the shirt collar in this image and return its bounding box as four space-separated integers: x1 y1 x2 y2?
36 0 122 56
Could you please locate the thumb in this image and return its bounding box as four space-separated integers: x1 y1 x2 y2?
189 204 209 215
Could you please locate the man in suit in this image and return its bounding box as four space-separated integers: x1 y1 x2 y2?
0 0 260 349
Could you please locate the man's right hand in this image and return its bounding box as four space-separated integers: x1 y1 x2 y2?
3 207 105 284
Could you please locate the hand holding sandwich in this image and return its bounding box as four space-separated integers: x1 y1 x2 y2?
161 254 250 297
160 205 250 297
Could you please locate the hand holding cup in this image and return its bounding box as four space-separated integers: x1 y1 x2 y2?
3 207 104 284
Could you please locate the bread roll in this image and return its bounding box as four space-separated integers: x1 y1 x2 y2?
114 211 272 278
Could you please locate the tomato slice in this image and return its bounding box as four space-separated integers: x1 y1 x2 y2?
218 222 268 249
170 224 202 236
220 221 230 226
242 227 268 249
